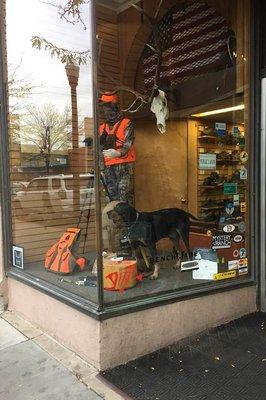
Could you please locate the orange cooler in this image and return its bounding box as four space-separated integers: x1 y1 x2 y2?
103 259 137 291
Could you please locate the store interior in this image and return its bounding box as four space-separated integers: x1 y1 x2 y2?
9 0 250 304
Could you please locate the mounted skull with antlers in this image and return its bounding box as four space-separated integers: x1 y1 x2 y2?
98 0 169 134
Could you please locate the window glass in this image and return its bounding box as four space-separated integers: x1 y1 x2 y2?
96 0 251 304
7 0 99 303
52 179 61 190
27 179 48 191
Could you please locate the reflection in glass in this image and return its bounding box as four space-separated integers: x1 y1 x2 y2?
7 0 100 303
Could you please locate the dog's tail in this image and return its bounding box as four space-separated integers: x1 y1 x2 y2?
188 213 198 220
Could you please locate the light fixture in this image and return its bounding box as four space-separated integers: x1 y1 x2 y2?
191 104 245 117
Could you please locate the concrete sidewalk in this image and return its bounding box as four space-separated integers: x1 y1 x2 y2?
0 305 126 400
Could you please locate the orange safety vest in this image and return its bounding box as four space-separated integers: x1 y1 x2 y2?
99 118 136 166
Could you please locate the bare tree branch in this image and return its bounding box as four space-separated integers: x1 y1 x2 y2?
8 64 40 113
41 0 89 30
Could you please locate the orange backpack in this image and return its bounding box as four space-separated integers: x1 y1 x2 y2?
45 228 86 274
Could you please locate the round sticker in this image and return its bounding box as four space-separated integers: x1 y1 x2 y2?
234 234 243 243
239 151 248 163
238 221 246 233
233 249 239 258
239 248 247 259
223 224 235 233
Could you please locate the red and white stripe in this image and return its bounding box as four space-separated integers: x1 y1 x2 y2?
143 2 230 87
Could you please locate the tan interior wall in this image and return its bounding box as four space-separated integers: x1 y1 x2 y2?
134 119 189 212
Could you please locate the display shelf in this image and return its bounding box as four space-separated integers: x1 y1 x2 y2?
196 119 247 224
198 135 240 145
216 159 241 165
201 206 224 210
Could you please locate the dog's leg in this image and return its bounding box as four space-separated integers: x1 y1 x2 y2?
150 263 160 280
148 244 160 280
179 227 190 261
170 235 181 269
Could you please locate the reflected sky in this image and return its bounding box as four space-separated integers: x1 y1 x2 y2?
6 0 93 119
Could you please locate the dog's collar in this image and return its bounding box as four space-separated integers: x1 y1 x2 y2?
127 212 139 233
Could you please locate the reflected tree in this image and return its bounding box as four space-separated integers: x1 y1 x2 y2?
43 0 88 29
20 103 71 173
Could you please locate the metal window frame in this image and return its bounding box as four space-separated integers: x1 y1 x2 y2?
2 0 261 320
0 2 12 273
260 78 266 311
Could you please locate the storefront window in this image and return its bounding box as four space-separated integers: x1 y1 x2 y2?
7 0 100 304
96 0 251 304
6 0 252 310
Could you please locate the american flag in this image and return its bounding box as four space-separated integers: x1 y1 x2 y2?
143 2 231 88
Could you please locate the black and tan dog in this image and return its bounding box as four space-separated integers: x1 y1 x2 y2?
108 202 196 280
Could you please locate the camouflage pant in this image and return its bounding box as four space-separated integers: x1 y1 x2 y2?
103 163 134 206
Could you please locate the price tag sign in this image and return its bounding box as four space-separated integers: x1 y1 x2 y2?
199 154 216 170
232 126 240 137
215 122 226 136
224 183 237 194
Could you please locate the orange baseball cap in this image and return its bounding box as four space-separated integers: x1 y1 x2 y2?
99 92 118 103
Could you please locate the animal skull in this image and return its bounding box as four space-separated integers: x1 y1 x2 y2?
150 89 169 134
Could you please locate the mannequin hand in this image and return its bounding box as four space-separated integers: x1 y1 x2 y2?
103 149 121 159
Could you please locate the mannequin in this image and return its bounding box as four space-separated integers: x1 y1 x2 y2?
99 93 135 206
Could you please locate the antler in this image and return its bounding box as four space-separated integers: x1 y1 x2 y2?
97 63 149 113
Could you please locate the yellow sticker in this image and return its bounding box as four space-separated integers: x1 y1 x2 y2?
240 202 246 213
213 271 237 280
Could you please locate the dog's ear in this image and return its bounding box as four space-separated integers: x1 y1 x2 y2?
107 210 115 220
114 202 137 223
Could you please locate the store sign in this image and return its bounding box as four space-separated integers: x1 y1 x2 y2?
224 183 237 194
199 153 216 170
12 245 24 269
213 270 236 280
212 235 231 249
215 122 226 136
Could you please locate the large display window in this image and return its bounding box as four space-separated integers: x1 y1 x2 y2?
6 0 254 313
97 0 252 305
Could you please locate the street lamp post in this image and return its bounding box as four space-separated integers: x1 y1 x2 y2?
65 61 80 215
